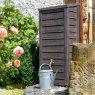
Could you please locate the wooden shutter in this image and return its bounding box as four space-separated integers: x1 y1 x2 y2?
39 4 80 86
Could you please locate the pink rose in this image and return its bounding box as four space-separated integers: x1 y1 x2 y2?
13 46 24 57
14 59 20 68
0 26 7 38
10 26 19 34
6 61 12 68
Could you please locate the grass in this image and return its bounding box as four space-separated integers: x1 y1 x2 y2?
0 84 24 95
0 88 24 95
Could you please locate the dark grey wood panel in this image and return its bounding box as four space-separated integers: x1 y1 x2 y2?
42 39 64 46
42 46 64 52
42 32 64 40
55 72 65 79
41 12 64 20
67 7 77 13
40 59 65 65
42 19 64 26
67 12 77 18
42 26 64 33
39 7 64 14
39 4 80 86
54 79 65 86
69 20 77 26
42 52 65 59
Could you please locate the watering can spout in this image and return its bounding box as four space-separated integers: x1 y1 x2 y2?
52 70 58 85
49 59 58 87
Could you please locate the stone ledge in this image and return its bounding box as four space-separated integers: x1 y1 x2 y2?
24 84 69 95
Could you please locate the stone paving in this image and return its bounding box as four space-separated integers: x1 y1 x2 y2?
24 84 69 95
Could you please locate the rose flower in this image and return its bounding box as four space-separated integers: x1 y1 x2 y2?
14 59 20 68
6 61 12 68
10 26 19 34
13 46 24 57
0 26 7 38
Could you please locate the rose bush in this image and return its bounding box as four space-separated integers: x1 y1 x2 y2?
0 0 38 87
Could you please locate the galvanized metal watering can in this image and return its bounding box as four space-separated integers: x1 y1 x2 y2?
39 63 57 90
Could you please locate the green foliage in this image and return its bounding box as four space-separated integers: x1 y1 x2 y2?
0 0 38 86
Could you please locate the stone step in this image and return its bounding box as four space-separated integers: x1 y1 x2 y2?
24 84 69 95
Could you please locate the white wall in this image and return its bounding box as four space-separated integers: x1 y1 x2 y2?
0 0 63 20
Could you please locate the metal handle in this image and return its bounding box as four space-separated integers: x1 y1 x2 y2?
39 63 52 71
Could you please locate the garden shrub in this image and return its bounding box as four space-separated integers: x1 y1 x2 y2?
0 0 38 87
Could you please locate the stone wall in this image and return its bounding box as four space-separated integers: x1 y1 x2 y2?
82 0 88 43
64 0 92 43
0 0 63 20
70 43 95 95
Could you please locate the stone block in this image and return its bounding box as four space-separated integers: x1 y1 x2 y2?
72 43 95 62
70 43 95 95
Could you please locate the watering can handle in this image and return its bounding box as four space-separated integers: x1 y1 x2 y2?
39 63 52 71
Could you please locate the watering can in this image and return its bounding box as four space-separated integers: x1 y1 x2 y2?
39 63 58 90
